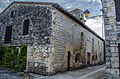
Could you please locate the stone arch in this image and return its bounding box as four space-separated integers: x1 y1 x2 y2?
75 53 81 63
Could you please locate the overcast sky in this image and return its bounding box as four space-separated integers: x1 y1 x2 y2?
85 16 104 38
0 0 102 16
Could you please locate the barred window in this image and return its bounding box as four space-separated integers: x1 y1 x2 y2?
22 19 29 35
4 26 12 43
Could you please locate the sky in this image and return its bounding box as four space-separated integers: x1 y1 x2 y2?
85 16 104 38
0 0 102 16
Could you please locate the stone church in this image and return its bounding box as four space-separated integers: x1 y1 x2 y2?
0 1 104 75
101 0 120 78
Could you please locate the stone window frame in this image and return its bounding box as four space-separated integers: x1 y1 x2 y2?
80 32 84 49
95 54 97 61
98 41 100 53
10 11 14 18
92 38 94 51
4 26 12 43
22 18 30 35
92 55 94 61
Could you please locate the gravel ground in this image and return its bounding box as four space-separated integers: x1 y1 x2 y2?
0 64 106 79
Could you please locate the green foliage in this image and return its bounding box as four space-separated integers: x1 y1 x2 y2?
0 46 6 65
15 45 27 71
0 45 27 71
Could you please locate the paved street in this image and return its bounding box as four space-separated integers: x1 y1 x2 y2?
46 64 106 79
0 64 106 79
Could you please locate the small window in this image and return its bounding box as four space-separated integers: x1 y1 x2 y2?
10 11 13 18
22 19 29 35
92 39 94 53
98 41 99 52
80 32 84 49
4 26 12 43
92 38 94 48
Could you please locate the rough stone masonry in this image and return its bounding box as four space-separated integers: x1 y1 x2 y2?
101 0 120 79
0 1 104 75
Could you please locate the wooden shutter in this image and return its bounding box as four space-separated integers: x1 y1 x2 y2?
22 19 29 35
4 26 12 43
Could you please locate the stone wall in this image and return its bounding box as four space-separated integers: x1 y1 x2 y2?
50 7 104 73
0 3 52 75
101 0 120 78
0 2 105 75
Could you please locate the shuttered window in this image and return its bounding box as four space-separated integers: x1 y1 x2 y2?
4 26 12 43
22 19 29 35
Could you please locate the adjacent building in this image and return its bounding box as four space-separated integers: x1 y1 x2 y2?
101 0 120 78
0 1 104 75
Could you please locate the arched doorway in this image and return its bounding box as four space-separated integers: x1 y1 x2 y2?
75 53 81 63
